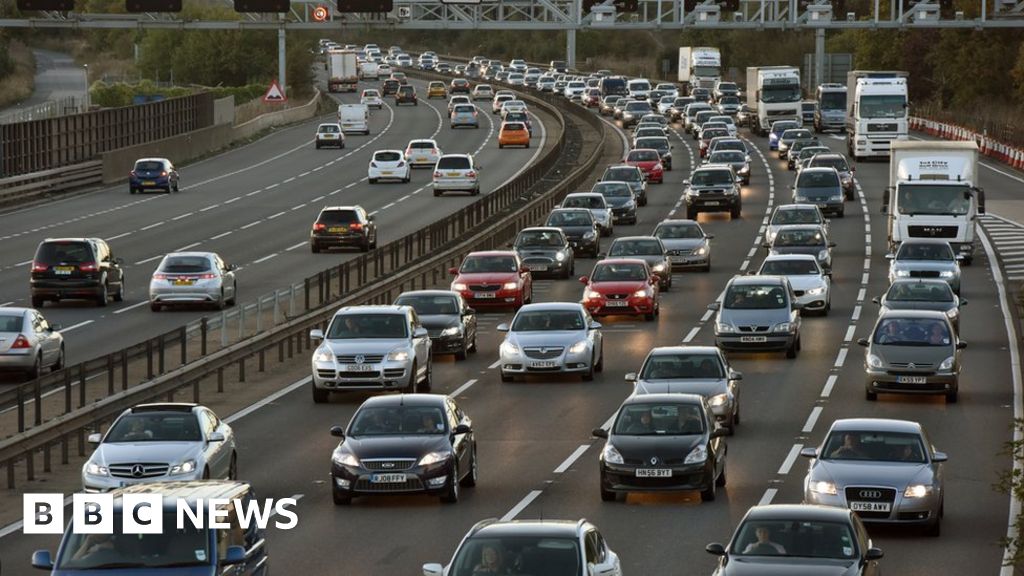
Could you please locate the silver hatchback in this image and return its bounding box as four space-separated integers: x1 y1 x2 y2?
450 104 480 129
0 307 63 380
149 252 237 311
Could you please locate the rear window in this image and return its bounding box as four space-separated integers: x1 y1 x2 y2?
375 151 402 162
628 150 660 162
503 123 526 131
604 167 640 182
35 241 93 264
0 314 23 332
158 255 212 273
318 125 340 133
437 156 471 170
798 171 840 187
134 161 164 171
398 86 414 93
454 105 476 113
409 141 435 149
317 210 359 225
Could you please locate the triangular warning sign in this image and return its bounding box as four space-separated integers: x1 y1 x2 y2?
263 80 287 103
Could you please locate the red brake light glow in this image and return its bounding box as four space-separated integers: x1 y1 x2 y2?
10 335 31 349
349 223 363 231
79 263 98 272
31 262 48 272
313 223 326 231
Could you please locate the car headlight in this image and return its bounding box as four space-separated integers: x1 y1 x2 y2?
568 340 589 355
452 282 468 291
441 326 461 337
585 289 603 300
867 354 884 369
633 288 650 298
583 231 597 240
939 356 955 371
555 252 566 262
806 286 825 296
904 484 933 498
939 270 954 278
709 393 729 407
501 341 521 356
315 348 334 363
696 245 708 255
737 165 750 174
817 250 829 261
85 462 109 477
333 451 360 468
809 480 837 495
602 443 624 465
503 281 519 290
773 322 793 333
894 270 910 278
684 445 708 464
419 451 452 466
716 322 734 333
655 164 664 171
387 349 410 362
945 308 959 319
625 200 636 209
169 460 197 476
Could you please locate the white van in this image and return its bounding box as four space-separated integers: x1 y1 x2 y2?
360 61 380 80
337 104 370 135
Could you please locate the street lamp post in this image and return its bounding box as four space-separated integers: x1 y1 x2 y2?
83 64 90 112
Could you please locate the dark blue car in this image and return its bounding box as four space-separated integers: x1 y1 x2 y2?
129 158 179 194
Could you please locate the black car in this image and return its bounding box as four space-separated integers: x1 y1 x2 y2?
395 85 418 105
600 165 647 206
329 394 477 505
593 393 727 502
381 78 400 96
30 237 125 308
394 290 477 360
592 181 637 225
684 166 742 220
310 205 377 253
545 208 600 258
707 504 884 575
634 136 673 170
512 227 575 279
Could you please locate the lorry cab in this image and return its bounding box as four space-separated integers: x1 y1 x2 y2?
845 71 909 160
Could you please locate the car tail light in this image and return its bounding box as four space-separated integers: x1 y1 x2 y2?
153 273 168 280
434 171 442 178
129 171 136 177
79 263 98 272
370 162 378 168
160 171 168 177
405 148 412 156
466 171 476 178
397 161 405 167
10 335 31 349
313 223 326 231
31 262 48 273
198 273 217 280
350 223 363 231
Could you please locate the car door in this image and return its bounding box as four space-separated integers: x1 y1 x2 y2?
409 311 429 378
586 310 602 359
96 240 123 287
447 399 471 475
216 256 235 300
32 312 58 365
459 296 477 344
704 401 726 475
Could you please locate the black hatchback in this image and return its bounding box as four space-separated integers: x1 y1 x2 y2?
30 238 125 308
310 205 377 253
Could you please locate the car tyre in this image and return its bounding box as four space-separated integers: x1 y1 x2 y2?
600 481 616 502
26 354 42 381
418 358 432 392
786 340 798 359
730 205 741 219
52 345 65 372
228 453 238 480
460 446 478 487
369 178 377 184
406 361 418 393
96 279 109 307
946 387 958 403
700 477 717 502
129 187 137 195
925 517 941 537
150 302 161 312
865 387 878 401
227 283 237 306
311 243 321 254
113 277 125 302
686 206 698 220
456 338 468 361
583 356 595 381
32 296 44 308
441 463 460 503
500 370 513 383
332 485 352 505
312 382 329 404
716 463 727 487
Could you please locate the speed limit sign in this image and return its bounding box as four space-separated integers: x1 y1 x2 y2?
312 5 329 20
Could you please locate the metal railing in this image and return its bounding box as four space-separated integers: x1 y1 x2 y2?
0 160 104 207
0 96 82 126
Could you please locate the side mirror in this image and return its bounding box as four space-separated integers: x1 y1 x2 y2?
453 423 472 435
707 302 720 311
865 547 884 561
579 276 590 284
590 321 603 329
222 545 247 566
414 327 429 338
800 446 818 458
597 253 606 259
872 297 881 305
590 560 618 576
464 308 476 315
959 299 968 307
792 302 804 310
330 425 345 438
207 432 226 443
683 179 690 185
650 275 660 284
497 323 510 332
828 242 837 248
423 564 445 576
87 433 102 444
955 254 965 261
310 329 324 341
956 341 967 350
368 214 376 221
729 370 742 380
520 266 530 274
592 427 609 439
448 266 459 275
227 264 238 271
705 543 726 556
32 550 54 570
710 427 727 438
114 257 125 265
761 242 770 249
885 254 895 260
624 372 637 382
932 451 948 463
857 338 869 347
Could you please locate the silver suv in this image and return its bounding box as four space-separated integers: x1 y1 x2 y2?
310 305 432 402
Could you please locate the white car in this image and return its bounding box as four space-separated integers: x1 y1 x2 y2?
655 82 679 99
315 123 345 149
368 149 411 184
627 78 651 99
405 138 442 168
149 252 238 311
377 63 392 76
396 54 412 67
507 73 526 86
360 89 384 109
447 95 473 115
471 84 494 100
537 76 556 92
563 81 586 100
500 100 528 116
509 58 528 72
708 114 738 137
756 254 831 315
433 154 480 197
656 96 676 116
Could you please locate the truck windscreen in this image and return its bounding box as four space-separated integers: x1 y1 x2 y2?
897 185 972 216
761 85 801 103
860 95 907 118
694 66 720 77
820 92 846 110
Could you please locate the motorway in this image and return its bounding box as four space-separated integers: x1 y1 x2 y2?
0 85 1021 574
0 76 556 367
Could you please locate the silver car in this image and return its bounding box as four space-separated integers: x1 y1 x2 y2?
433 154 481 197
82 403 237 492
653 219 712 272
450 104 480 129
766 204 829 244
497 302 604 382
0 307 63 379
705 149 751 186
310 305 432 402
874 278 965 332
149 252 237 311
757 254 831 315
765 224 835 273
627 345 742 433
887 240 962 294
710 275 803 359
801 418 946 536
562 192 613 237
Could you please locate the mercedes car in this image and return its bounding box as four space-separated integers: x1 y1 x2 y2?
653 219 713 272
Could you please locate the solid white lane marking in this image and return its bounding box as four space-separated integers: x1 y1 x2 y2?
778 444 803 475
113 301 150 315
252 253 278 264
211 231 232 240
821 375 838 398
834 348 848 368
61 320 94 332
802 406 823 433
240 221 261 230
553 445 591 474
451 379 478 397
140 221 164 231
683 327 700 343
758 488 778 506
501 490 543 522
172 212 194 221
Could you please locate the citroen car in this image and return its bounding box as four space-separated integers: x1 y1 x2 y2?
766 204 829 244
0 307 63 380
579 258 660 320
329 394 476 504
606 236 672 289
309 305 433 402
887 240 962 294
497 302 603 382
315 123 345 149
705 149 751 185
149 251 237 312
601 165 648 206
512 227 575 279
627 346 741 433
310 205 377 253
793 167 845 217
546 208 600 258
128 157 179 194
82 403 237 492
449 251 532 310
394 290 477 360
765 224 835 273
874 278 965 332
368 149 411 183
756 254 831 315
710 275 803 358
801 418 946 536
592 181 637 225
594 393 727 502
30 237 126 308
653 219 713 272
683 165 741 220
562 192 613 236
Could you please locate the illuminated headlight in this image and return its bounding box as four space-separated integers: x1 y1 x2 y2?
904 484 934 498
684 445 708 464
806 286 826 296
568 340 589 355
623 113 634 120
696 245 708 255
939 270 954 278
169 460 197 476
633 288 649 298
501 341 521 356
769 134 779 143
655 164 664 171
583 231 597 240
809 480 837 495
387 349 410 362
651 263 666 272
555 252 566 262
332 451 360 468
418 451 451 466
939 356 955 371
84 462 109 477
603 443 624 465
945 308 958 319
817 250 829 261
709 393 729 407
737 165 750 175
716 322 734 333
895 270 910 278
315 348 334 363
503 281 519 290
585 290 603 300
867 354 884 369
452 282 468 291
773 322 793 333
440 326 461 337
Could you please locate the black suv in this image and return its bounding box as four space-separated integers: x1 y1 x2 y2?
395 85 418 106
310 205 378 253
30 238 125 307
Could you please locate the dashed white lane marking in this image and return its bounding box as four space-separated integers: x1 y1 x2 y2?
758 488 778 506
802 406 823 433
107 232 132 241
224 376 311 424
451 379 478 397
140 221 164 231
701 309 715 323
134 254 163 265
778 444 804 475
488 359 501 369
553 445 591 474
291 203 306 210
268 211 287 220
501 490 543 522
683 327 700 343
844 326 856 342
852 305 862 321
252 253 278 264
200 204 219 212
286 242 307 251
175 242 201 251
113 301 150 315
265 183 280 190
60 320 94 332
821 375 838 398
210 231 232 240
240 220 262 230
834 348 848 369
224 196 241 204
172 212 194 221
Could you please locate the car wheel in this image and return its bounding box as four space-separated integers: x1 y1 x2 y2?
730 205 741 219
418 357 432 392
600 479 616 502
113 277 125 302
228 453 238 480
686 206 697 220
645 311 655 321
173 182 179 193
500 370 513 383
596 345 604 372
129 187 137 195
52 345 65 372
150 302 161 312
360 239 370 253
96 279 109 307
456 338 468 361
202 467 210 480
441 463 460 503
217 289 227 310
499 144 504 149
311 243 321 254
434 189 441 197
312 382 329 403
26 354 42 381
837 210 845 218
369 178 377 184
405 361 418 393
925 517 941 537
700 476 717 502
865 387 878 401
31 296 44 308
946 387 958 403
583 356 595 381
227 283 237 306
786 340 798 359
332 484 352 505
460 446 478 487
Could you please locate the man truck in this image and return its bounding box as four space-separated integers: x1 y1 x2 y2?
846 70 909 161
745 66 802 136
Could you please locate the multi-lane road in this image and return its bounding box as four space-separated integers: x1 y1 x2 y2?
1 75 1023 575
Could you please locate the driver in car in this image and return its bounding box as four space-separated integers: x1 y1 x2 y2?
742 526 786 555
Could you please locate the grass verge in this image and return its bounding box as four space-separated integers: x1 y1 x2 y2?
0 41 36 110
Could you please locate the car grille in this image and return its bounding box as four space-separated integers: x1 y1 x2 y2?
523 347 564 360
522 257 554 265
793 290 806 297
625 457 686 466
737 326 770 333
909 270 941 279
337 354 385 364
604 293 629 300
767 109 797 117
612 207 631 214
362 458 416 471
889 362 935 369
697 189 727 196
468 284 502 291
845 486 897 519
908 225 958 239
354 478 425 492
868 123 898 132
109 463 169 479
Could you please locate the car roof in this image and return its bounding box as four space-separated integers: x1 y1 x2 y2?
332 305 410 316
743 504 853 522
519 227 565 235
775 203 820 211
763 253 818 262
730 274 787 286
396 290 460 299
811 154 847 162
162 251 217 259
595 258 649 267
0 307 30 316
318 123 342 128
373 149 404 155
466 250 516 257
129 403 199 414
799 167 839 175
898 238 954 245
135 157 170 163
359 393 448 408
775 224 825 232
319 205 362 212
829 418 923 434
656 219 700 226
470 519 587 538
623 392 705 405
551 207 591 214
516 302 585 312
408 138 438 145
564 192 603 198
887 278 951 288
648 345 719 356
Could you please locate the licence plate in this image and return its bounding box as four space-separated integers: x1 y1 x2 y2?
850 501 891 512
474 292 496 299
605 300 628 307
740 336 768 343
636 469 672 478
173 279 194 286
530 361 557 368
55 266 73 275
142 180 156 186
704 201 720 206
381 171 393 175
527 264 547 271
446 172 461 177
329 227 348 233
346 364 375 372
371 473 407 483
897 376 928 384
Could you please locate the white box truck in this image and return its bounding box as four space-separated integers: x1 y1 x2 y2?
884 141 985 263
328 50 359 93
745 66 802 136
845 70 909 161
678 47 721 94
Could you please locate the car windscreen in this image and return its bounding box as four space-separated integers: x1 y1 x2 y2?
326 313 408 339
374 151 402 162
627 150 660 162
811 157 849 172
604 168 641 183
896 242 954 261
564 196 605 209
460 255 518 273
593 182 632 197
547 211 593 227
503 123 526 131
731 520 856 559
625 102 652 112
628 81 651 91
437 156 471 170
409 141 436 150
719 96 740 104
349 406 447 436
591 262 648 282
105 413 202 442
34 241 91 264
702 129 729 140
134 161 164 171
886 282 954 302
772 209 820 225
450 537 580 576
822 430 928 463
724 284 787 309
516 230 564 247
710 151 746 164
635 129 664 139
317 210 359 225
640 353 723 379
781 129 813 141
797 171 839 187
771 122 799 135
798 147 831 160
714 141 746 153
55 512 209 569
775 229 826 247
760 259 820 276
691 170 734 186
511 310 585 331
158 256 213 273
873 317 951 346
655 223 703 239
393 294 460 316
613 403 705 435
609 239 662 256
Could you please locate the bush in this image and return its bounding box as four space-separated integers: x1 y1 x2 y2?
88 81 267 109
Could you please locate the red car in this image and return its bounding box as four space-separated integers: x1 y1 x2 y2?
582 88 602 108
624 149 665 184
450 78 472 94
580 258 660 320
449 251 533 310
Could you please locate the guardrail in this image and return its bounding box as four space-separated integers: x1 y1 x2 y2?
0 74 606 489
0 160 104 206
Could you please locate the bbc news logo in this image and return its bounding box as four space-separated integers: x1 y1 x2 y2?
24 494 298 534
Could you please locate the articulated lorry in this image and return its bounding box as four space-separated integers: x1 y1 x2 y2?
846 70 909 160
745 66 802 136
678 47 721 94
885 141 985 264
814 83 847 133
328 50 359 93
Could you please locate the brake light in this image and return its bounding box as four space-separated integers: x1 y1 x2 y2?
10 335 31 349
31 262 48 273
350 223 363 231
313 223 326 231
466 171 476 178
129 171 136 177
198 273 218 280
160 171 168 177
370 162 378 168
434 171 442 178
153 273 168 280
79 263 98 272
